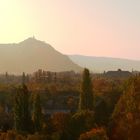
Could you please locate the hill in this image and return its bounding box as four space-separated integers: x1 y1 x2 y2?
69 55 140 73
0 38 82 74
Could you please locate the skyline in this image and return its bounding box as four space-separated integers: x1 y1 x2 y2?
0 0 140 60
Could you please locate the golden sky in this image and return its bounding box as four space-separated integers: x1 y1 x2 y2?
0 0 140 60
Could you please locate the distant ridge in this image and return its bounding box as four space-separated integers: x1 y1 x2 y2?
0 37 82 74
69 55 140 73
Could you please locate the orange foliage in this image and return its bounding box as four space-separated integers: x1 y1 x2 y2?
79 127 108 140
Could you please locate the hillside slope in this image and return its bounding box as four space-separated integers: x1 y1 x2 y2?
0 38 82 74
69 55 140 73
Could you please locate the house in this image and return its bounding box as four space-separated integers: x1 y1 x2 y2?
105 69 132 78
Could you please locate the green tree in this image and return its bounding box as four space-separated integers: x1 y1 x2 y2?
79 68 94 111
32 93 42 132
14 84 32 133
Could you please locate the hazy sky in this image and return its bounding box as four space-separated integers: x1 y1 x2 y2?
0 0 140 60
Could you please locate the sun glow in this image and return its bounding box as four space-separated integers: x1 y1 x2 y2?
0 0 32 43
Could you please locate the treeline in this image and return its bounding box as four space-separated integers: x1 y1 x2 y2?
0 69 139 140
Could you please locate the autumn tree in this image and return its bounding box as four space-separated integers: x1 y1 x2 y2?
79 127 109 140
110 75 140 140
51 112 71 140
79 68 94 111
